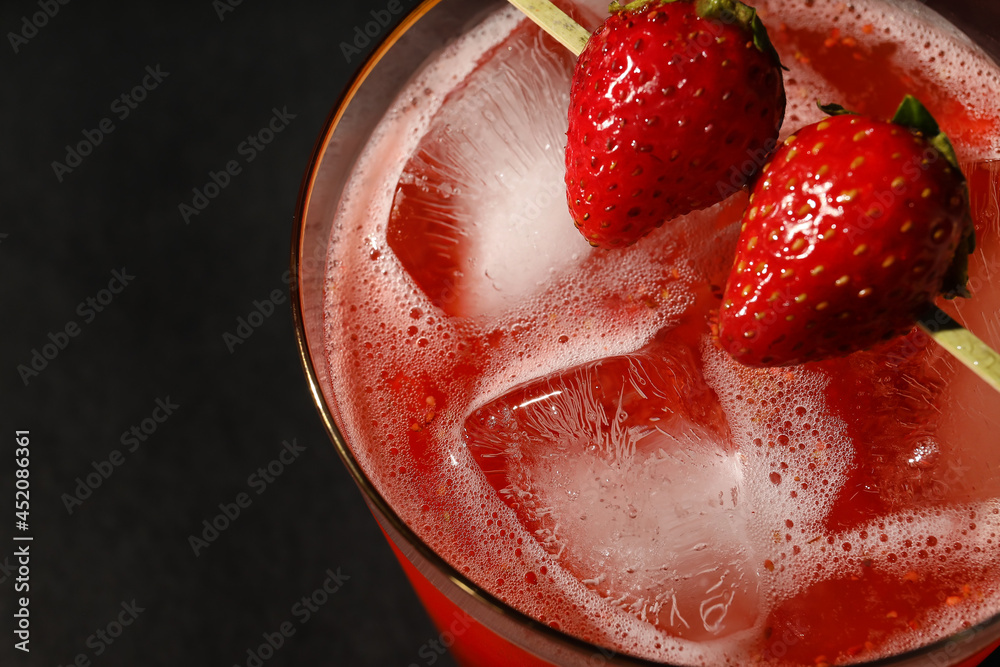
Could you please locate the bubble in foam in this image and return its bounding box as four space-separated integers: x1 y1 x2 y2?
758 0 1000 158
319 0 1000 663
701 344 858 610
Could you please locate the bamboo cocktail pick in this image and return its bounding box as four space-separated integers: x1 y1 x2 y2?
919 304 1000 392
505 0 590 55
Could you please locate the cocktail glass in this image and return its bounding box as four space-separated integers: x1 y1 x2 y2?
292 0 1000 664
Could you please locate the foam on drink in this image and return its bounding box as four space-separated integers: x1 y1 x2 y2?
755 0 1000 157
322 0 1000 663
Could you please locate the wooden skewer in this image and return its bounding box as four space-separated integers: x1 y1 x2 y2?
506 0 591 56
919 304 1000 392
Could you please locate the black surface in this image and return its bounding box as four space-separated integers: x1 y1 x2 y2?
3 2 454 666
5 1 1000 667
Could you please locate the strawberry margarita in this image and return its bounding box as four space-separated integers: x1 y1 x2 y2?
298 0 1000 664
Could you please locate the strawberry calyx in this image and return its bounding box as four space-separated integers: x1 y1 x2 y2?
890 95 963 174
608 0 784 69
696 0 783 68
816 101 857 117
819 95 975 298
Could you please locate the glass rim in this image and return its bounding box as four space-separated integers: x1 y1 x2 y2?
290 1 1000 664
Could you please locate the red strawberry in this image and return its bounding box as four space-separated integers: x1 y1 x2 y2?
718 96 975 366
565 0 786 249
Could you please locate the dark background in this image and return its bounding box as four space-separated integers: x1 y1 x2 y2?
2 1 454 666
4 1 1000 667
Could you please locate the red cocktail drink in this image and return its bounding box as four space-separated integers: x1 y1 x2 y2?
294 0 1000 664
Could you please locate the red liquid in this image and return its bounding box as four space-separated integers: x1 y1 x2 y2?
322 1 1000 664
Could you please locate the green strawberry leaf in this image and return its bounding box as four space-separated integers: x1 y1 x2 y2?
817 101 858 116
890 94 962 171
891 94 940 135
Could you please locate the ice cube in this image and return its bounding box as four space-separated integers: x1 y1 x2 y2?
387 20 586 319
464 345 762 641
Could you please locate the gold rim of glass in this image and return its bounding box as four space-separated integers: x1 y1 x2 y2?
290 1 1000 664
